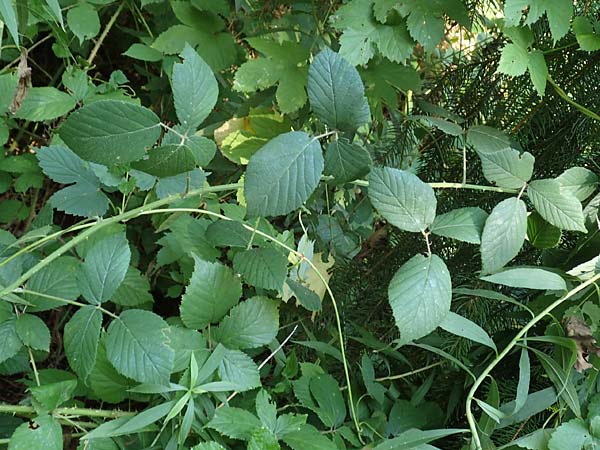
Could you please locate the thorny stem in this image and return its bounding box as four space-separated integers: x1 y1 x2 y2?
0 404 135 418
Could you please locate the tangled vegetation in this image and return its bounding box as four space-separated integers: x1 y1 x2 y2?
1 0 600 449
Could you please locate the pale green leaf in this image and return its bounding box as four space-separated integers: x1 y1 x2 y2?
59 100 161 166
439 311 496 351
218 348 260 392
368 167 436 232
50 183 109 218
245 131 324 217
467 125 512 153
528 179 586 232
388 254 452 345
105 310 174 384
213 297 279 350
286 279 322 312
308 48 370 132
573 16 600 52
15 314 50 351
8 415 61 450
131 144 196 177
480 197 527 274
67 3 100 44
324 139 372 185
36 145 99 186
406 8 444 52
64 305 102 382
498 43 529 76
172 44 217 131
180 255 241 329
482 267 566 291
256 390 277 432
207 407 261 440
509 429 552 450
430 207 488 244
556 166 598 201
549 419 590 450
372 23 414 63
13 87 76 121
528 50 547 97
477 147 534 189
77 233 131 305
233 248 287 291
123 43 163 61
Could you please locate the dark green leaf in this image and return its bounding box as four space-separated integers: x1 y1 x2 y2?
64 306 102 382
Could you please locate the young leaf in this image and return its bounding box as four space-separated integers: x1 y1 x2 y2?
556 166 598 201
106 310 174 385
481 267 566 291
212 297 279 350
323 139 372 185
207 407 261 440
77 233 131 305
368 167 437 232
15 314 50 352
8 415 62 450
218 348 260 392
59 100 161 166
172 44 218 131
131 144 197 178
232 247 288 291
180 255 241 329
245 131 324 217
439 312 496 351
64 306 102 382
248 427 279 450
527 179 586 232
308 48 370 132
477 147 534 189
388 254 452 345
430 207 488 244
480 197 527 274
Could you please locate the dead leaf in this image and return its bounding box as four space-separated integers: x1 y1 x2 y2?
8 48 32 115
564 316 600 372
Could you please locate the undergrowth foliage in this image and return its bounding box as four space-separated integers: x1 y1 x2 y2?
1 1 600 450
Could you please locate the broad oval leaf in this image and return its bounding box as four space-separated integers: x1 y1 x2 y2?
556 166 598 201
77 233 131 305
106 309 174 385
430 207 488 244
481 267 567 291
8 415 62 450
527 179 586 232
131 144 196 178
324 139 372 185
207 407 261 440
13 87 76 121
172 44 218 131
218 348 260 392
439 311 496 351
233 247 288 291
467 125 512 153
25 256 80 311
59 100 161 166
368 167 436 232
15 314 50 352
180 255 242 329
308 47 370 132
245 131 324 217
477 147 534 189
64 305 102 382
388 254 451 345
480 197 527 274
0 319 22 364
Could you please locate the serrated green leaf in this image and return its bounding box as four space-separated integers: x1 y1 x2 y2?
13 87 76 121
218 348 260 392
89 337 135 404
528 179 586 232
207 407 261 440
67 3 100 44
388 254 451 345
497 43 529 76
282 424 337 450
548 419 592 450
77 233 131 305
468 125 513 153
8 415 61 450
50 183 109 218
481 267 566 290
25 256 80 311
233 248 287 291
249 428 280 450
213 297 279 350
245 131 324 217
206 220 254 248
167 325 207 373
256 390 277 432
527 211 561 249
0 319 22 364
172 44 217 131
324 139 372 185
36 145 98 186
477 147 534 189
430 207 488 244
480 197 527 274
528 50 547 97
368 167 436 232
131 144 196 177
111 266 153 306
123 43 163 61
106 310 174 384
439 312 496 351
15 314 50 352
308 48 370 132
556 166 598 201
310 373 346 427
573 16 600 52
286 279 322 312
406 7 444 52
59 100 161 166
64 306 102 382
180 255 241 329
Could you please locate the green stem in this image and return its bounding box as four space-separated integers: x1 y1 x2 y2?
465 271 600 450
547 75 600 122
0 404 135 419
87 1 125 65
